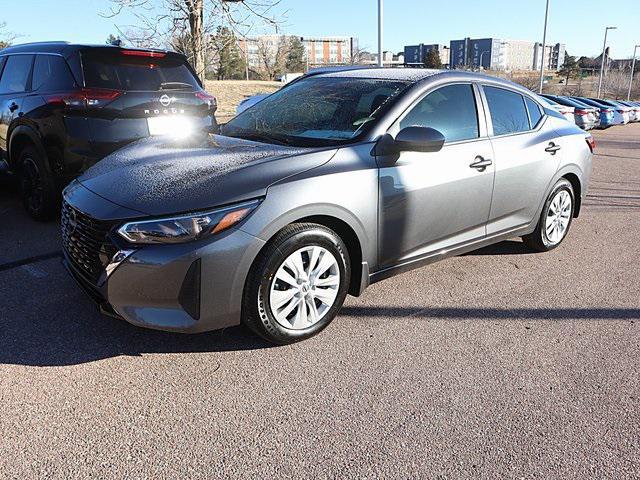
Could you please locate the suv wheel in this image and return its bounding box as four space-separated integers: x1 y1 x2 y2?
242 223 351 345
523 178 574 252
19 146 58 220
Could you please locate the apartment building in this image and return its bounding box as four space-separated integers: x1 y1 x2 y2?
450 37 565 71
404 44 450 67
238 34 358 71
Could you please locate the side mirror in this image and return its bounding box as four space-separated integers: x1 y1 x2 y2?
394 126 445 153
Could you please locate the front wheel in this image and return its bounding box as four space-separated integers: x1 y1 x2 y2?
522 178 574 252
242 223 351 345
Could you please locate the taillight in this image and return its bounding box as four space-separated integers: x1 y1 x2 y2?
586 135 596 153
45 88 122 108
121 49 166 58
195 90 217 109
617 110 624 114
575 109 589 116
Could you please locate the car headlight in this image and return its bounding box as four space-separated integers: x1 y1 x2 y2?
117 199 260 244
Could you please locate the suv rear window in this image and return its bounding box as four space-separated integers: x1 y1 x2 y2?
81 50 200 91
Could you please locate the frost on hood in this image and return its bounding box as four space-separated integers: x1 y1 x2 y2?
79 134 308 204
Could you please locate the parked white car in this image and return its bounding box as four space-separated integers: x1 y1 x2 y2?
538 96 575 124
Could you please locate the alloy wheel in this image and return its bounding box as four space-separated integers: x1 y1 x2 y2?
21 157 44 214
545 190 572 245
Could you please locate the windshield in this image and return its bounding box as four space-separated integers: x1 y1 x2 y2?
82 51 200 91
221 76 410 147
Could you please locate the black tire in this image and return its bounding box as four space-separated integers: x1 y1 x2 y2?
19 146 59 221
242 223 351 345
522 178 574 252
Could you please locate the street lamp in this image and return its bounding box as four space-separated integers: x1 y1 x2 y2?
479 50 489 70
377 0 383 67
627 44 640 101
597 26 617 98
538 0 550 93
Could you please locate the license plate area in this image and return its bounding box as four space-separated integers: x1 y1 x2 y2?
147 116 194 136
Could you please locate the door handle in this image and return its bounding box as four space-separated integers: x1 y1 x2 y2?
469 156 492 172
545 142 561 155
8 102 18 112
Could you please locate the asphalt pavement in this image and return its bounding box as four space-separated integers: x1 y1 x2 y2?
1 124 639 479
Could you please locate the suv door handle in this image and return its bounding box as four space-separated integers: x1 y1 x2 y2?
469 156 492 172
8 102 18 112
545 142 561 155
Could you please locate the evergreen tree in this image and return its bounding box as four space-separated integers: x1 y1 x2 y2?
558 54 579 83
211 26 245 80
424 48 442 69
285 36 306 72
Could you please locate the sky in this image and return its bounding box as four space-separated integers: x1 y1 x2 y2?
1 0 639 59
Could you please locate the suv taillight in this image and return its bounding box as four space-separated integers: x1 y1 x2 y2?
195 90 217 110
575 109 589 116
586 135 596 153
45 88 122 108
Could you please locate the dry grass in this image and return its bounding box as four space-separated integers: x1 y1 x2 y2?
205 80 281 122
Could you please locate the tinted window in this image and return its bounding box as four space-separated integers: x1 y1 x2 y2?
0 55 33 94
484 86 529 135
400 84 479 142
0 57 6 78
524 96 543 127
82 51 200 91
222 77 409 147
32 55 76 91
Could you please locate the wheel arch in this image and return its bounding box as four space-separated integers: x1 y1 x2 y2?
8 125 44 171
561 172 582 217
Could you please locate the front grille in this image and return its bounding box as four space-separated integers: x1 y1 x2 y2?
61 201 118 285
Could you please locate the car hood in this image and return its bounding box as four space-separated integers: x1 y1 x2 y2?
78 134 336 216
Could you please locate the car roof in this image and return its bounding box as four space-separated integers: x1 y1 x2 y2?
0 41 176 57
311 67 527 90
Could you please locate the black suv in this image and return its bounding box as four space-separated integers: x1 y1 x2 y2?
0 42 218 219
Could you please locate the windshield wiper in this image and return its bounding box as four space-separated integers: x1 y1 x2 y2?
229 131 292 146
159 81 194 90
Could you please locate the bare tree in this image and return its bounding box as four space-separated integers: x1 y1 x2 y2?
104 0 283 79
255 35 287 80
603 70 631 99
0 22 19 49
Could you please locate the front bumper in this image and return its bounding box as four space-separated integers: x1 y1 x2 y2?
62 182 265 333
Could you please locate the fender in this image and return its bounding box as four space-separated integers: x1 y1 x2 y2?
7 124 45 170
531 162 585 226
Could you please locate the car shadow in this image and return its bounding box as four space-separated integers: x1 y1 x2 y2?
464 240 535 256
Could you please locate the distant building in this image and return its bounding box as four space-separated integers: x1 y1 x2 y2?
404 44 449 67
302 36 358 66
450 37 565 71
238 34 358 72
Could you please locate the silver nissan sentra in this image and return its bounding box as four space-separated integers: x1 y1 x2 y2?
62 68 593 344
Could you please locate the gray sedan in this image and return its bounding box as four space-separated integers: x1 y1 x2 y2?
62 68 593 344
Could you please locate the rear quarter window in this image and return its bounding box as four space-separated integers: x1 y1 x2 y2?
524 96 543 128
32 55 77 91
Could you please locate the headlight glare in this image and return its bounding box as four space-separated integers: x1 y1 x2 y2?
117 200 260 244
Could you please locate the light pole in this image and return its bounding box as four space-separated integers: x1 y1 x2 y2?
597 26 617 97
479 50 489 70
627 44 640 101
538 0 550 93
377 0 383 67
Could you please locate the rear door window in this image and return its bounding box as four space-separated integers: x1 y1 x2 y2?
0 55 34 94
399 83 479 142
81 50 200 91
484 86 530 135
32 55 77 91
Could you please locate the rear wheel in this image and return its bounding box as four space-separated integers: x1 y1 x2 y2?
242 223 350 344
19 146 59 221
523 178 574 252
